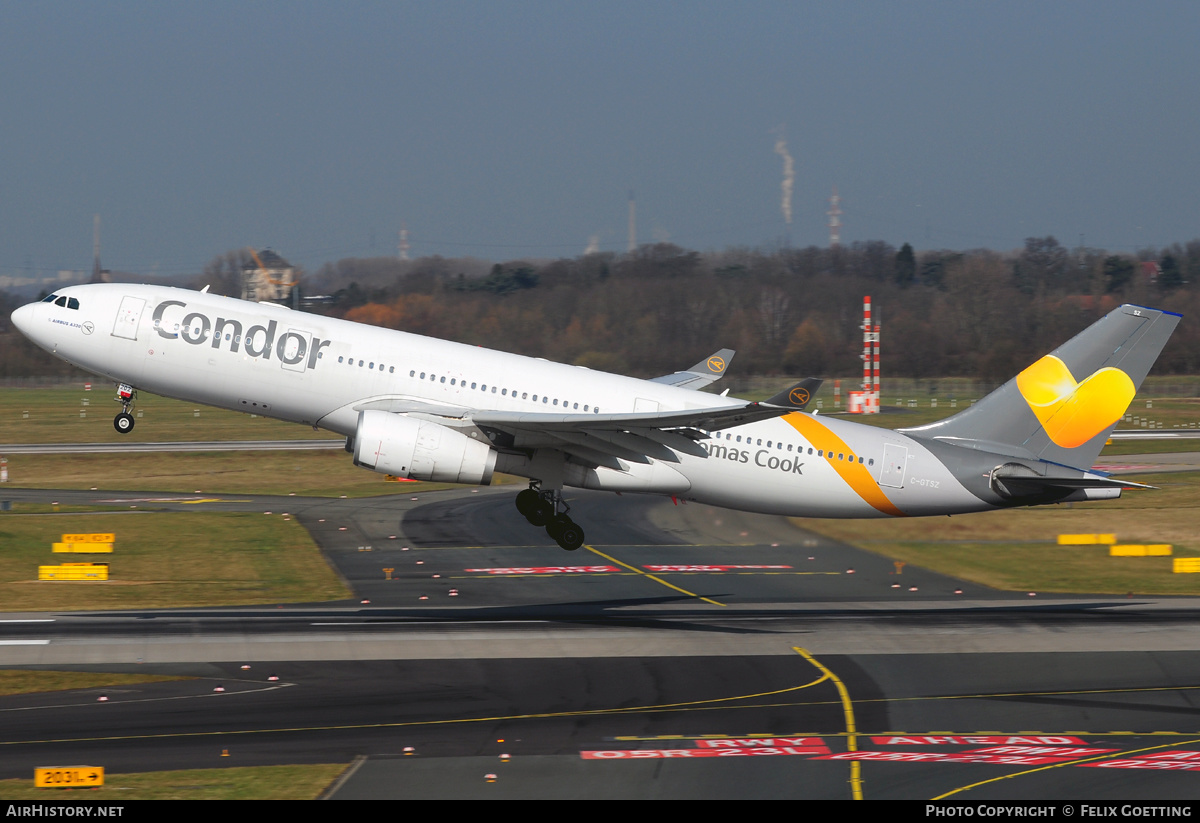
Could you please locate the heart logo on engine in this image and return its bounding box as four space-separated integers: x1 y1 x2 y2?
1015 355 1134 448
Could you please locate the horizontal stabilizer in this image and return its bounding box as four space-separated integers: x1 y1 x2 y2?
990 462 1155 499
650 348 735 389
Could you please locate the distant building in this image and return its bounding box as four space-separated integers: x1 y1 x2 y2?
1140 261 1161 284
241 249 297 303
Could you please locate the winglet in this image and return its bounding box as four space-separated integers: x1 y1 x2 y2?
649 348 736 389
689 348 734 379
765 378 822 410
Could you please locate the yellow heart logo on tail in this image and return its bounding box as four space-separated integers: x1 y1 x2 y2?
1015 355 1134 448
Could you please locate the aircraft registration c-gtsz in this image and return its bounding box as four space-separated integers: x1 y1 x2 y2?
10 284 1180 551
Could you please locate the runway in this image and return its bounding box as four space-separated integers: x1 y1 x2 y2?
2 485 1200 799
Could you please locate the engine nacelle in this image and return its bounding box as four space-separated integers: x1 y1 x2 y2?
353 410 496 485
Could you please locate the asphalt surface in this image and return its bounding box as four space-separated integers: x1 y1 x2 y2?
2 480 1200 799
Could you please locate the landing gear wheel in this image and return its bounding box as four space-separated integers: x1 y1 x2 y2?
515 488 539 517
554 518 585 552
546 513 571 541
114 413 135 434
526 498 554 527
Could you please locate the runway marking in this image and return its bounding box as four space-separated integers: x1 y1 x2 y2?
794 647 862 800
0 669 835 747
931 739 1200 800
585 545 726 606
0 679 295 713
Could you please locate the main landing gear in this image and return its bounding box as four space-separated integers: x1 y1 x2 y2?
113 383 137 434
515 485 585 551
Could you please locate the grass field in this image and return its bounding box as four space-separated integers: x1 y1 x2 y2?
0 386 332 444
0 764 350 800
0 669 188 697
0 511 350 610
0 450 466 497
796 470 1200 595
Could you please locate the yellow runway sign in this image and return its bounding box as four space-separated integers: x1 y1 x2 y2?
35 766 104 787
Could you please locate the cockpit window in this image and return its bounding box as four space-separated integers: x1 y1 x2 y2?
67 298 79 310
55 296 68 307
42 294 59 303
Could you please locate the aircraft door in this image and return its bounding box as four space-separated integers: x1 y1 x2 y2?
112 297 146 341
879 443 908 488
279 328 312 373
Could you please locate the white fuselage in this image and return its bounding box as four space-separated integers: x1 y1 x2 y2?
12 283 992 519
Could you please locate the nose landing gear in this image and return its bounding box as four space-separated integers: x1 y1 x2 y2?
113 383 137 434
515 485 585 551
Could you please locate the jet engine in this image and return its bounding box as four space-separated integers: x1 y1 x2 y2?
352 410 496 485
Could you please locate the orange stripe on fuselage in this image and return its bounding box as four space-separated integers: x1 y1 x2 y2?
783 413 907 517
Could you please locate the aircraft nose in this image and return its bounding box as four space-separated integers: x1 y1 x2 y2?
10 302 38 337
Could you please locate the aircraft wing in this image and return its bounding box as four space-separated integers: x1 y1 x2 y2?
648 348 735 389
467 382 818 470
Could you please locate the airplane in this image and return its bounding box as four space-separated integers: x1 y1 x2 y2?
9 284 1180 551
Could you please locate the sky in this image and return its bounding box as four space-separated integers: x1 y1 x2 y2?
2 0 1199 279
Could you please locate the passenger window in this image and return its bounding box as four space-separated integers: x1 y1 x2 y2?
869 458 874 466
338 356 344 363
450 378 456 385
502 389 507 396
522 393 528 400
818 450 823 457
420 372 425 379
369 362 374 369
389 366 394 373
440 376 446 383
573 403 578 410
471 382 477 389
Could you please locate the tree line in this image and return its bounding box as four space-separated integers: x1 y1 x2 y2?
3 237 1200 382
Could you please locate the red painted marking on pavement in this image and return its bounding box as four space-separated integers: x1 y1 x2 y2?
464 566 620 575
643 565 792 572
962 746 1117 756
814 751 1078 765
870 735 1088 746
582 746 827 760
1079 759 1200 771
694 737 827 750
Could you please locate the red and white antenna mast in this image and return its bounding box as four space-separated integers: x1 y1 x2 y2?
862 295 880 414
828 186 842 249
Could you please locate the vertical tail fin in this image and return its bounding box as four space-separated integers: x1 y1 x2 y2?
902 304 1181 469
